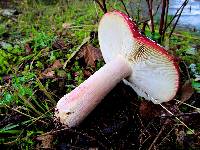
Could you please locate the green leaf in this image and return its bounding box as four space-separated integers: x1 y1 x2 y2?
1 123 20 131
186 129 195 135
192 80 200 93
0 130 21 134
0 92 13 106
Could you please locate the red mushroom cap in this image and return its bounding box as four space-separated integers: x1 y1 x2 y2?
98 11 179 103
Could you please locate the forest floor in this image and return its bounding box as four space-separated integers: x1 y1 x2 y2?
0 0 200 149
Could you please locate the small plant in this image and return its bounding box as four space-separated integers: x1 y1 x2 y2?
192 80 200 93
30 29 56 51
0 43 25 77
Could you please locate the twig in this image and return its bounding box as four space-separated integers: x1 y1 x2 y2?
156 126 176 147
94 0 104 13
148 121 166 150
24 107 55 129
150 97 195 134
159 101 195 134
119 0 130 17
162 0 169 40
146 0 155 33
169 0 189 38
102 0 107 13
5 104 45 124
3 129 26 145
182 61 191 80
36 77 57 105
140 1 161 33
141 0 161 24
138 114 154 149
96 126 112 145
40 127 108 149
141 21 148 34
159 0 167 36
170 32 199 40
94 0 107 13
93 0 100 21
174 99 200 112
164 0 187 33
160 112 200 118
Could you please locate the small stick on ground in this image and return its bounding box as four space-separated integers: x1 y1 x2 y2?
148 120 167 150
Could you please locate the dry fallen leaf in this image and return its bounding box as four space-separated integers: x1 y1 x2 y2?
180 80 194 104
25 43 32 54
41 60 63 78
62 22 71 29
83 69 92 78
77 44 102 67
52 39 66 50
42 68 55 77
52 60 62 70
139 100 162 119
36 134 54 149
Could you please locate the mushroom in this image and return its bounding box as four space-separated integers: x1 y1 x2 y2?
55 11 179 128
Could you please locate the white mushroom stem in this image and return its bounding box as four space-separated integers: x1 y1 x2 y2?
55 56 131 127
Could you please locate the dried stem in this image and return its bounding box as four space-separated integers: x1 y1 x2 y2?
169 0 189 38
159 0 166 36
164 0 187 32
162 0 169 40
141 0 161 24
102 0 107 13
146 0 155 34
94 0 107 13
141 21 148 34
119 0 130 17
40 127 108 149
160 112 200 118
141 1 161 33
148 121 166 150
